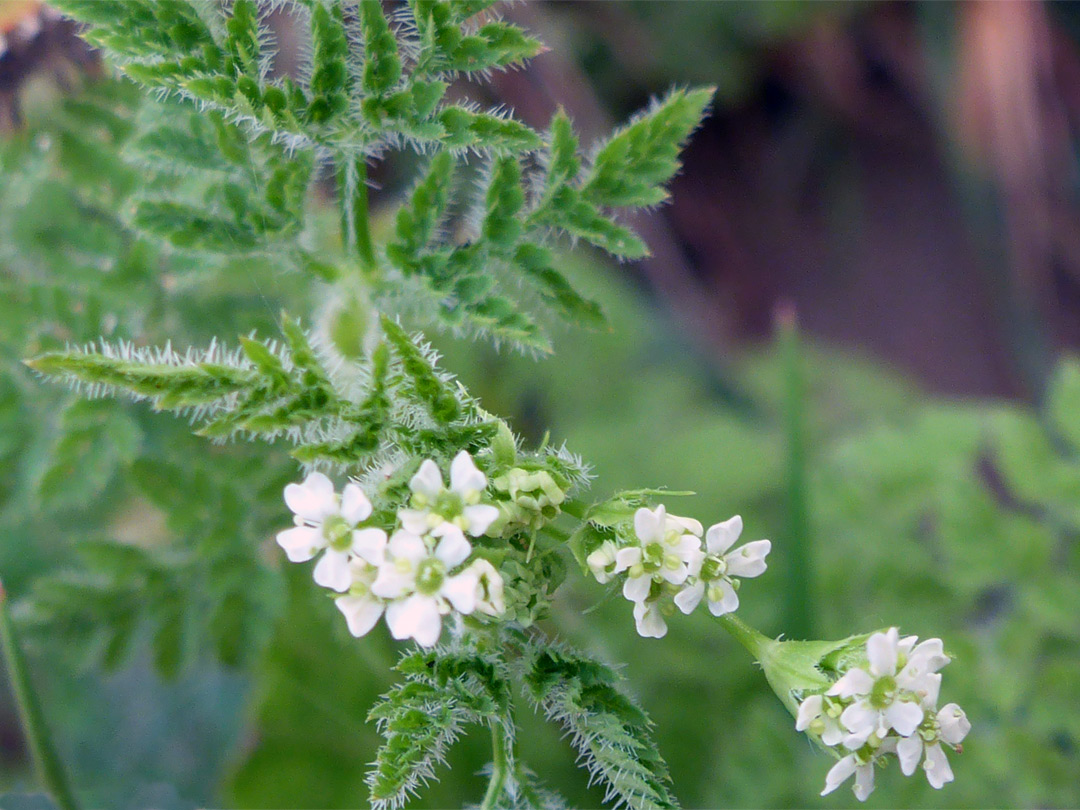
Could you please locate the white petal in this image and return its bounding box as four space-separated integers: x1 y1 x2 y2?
313 549 352 592
673 581 704 615
842 727 873 751
441 571 479 614
827 668 874 698
898 638 950 687
449 450 487 494
633 506 665 544
915 672 942 710
410 459 445 498
706 579 739 616
796 694 823 731
667 514 703 537
276 526 323 562
623 574 652 603
350 528 388 565
896 734 923 776
434 529 471 568
633 601 667 638
284 472 337 522
853 762 875 802
724 539 771 578
937 703 971 745
884 700 923 737
469 559 506 616
705 515 742 554
388 530 427 564
821 720 845 747
340 483 373 524
923 742 954 789
840 701 880 737
821 755 858 796
658 562 689 585
372 568 415 599
463 504 499 537
335 595 384 637
613 546 642 573
899 634 918 657
685 547 706 577
673 533 703 557
411 597 444 647
866 627 899 677
398 508 432 535
385 594 442 646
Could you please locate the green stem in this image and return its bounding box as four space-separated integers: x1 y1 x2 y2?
0 580 80 810
479 721 509 810
716 613 774 661
777 305 813 639
342 156 377 273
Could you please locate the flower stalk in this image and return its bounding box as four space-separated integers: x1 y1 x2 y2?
479 721 510 810
0 580 81 810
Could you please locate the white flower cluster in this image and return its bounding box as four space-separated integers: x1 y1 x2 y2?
276 451 505 647
797 627 971 801
586 506 771 638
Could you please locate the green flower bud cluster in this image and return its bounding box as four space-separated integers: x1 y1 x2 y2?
496 549 567 628
487 467 567 537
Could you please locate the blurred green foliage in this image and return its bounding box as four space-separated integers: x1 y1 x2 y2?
0 48 1078 810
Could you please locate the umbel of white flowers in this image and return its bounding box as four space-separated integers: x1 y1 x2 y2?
796 627 971 801
276 451 505 647
586 506 771 638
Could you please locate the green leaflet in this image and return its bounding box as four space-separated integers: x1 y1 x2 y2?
522 641 680 810
381 317 463 425
51 0 712 352
367 643 513 809
583 87 714 209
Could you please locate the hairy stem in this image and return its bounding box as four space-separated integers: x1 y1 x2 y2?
343 156 377 273
479 721 510 810
716 613 773 661
0 580 81 810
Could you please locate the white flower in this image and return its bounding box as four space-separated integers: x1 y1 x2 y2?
586 540 618 584
633 597 669 639
896 703 971 789
276 472 388 593
466 558 506 617
398 451 499 542
796 694 846 747
371 529 479 647
821 752 876 802
334 557 384 638
828 628 944 749
614 505 703 603
673 515 770 617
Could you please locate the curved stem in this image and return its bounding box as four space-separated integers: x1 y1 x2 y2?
716 613 773 661
0 580 80 810
479 721 510 810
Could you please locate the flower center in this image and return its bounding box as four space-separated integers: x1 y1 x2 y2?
643 542 666 569
700 554 727 581
433 490 464 519
415 558 446 596
869 675 897 709
322 515 353 550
